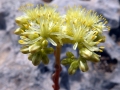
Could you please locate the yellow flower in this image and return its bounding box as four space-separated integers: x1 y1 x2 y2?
61 6 110 72
15 5 110 72
16 5 65 46
64 6 109 51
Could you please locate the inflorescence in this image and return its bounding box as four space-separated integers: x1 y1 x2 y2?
14 4 110 74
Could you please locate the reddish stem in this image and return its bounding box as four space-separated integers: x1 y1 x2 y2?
52 44 62 90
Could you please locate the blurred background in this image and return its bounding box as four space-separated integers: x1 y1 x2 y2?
0 0 120 90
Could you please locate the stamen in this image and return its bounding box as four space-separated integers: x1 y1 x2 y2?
99 50 103 52
48 38 57 46
19 40 25 44
73 42 78 50
99 46 105 49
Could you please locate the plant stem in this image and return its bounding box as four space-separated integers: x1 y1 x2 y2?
52 44 62 90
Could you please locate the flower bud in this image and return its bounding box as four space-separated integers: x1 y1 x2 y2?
68 61 79 74
22 32 39 40
32 53 41 66
23 24 30 29
28 53 33 61
41 50 49 64
42 57 49 65
44 47 54 54
61 58 74 65
20 46 29 54
29 34 39 40
89 53 100 62
66 52 75 58
79 58 89 72
79 48 92 59
29 44 40 53
68 69 76 75
15 16 29 25
42 40 48 47
14 28 24 35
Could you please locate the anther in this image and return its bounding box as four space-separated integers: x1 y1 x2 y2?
99 46 105 49
99 50 103 52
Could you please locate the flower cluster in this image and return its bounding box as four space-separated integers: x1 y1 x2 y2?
14 4 109 73
61 7 110 73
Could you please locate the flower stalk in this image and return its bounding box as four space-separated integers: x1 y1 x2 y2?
52 44 61 90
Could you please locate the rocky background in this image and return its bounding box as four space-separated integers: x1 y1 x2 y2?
0 0 120 90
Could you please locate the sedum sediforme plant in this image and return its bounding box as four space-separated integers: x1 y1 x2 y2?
14 4 109 86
